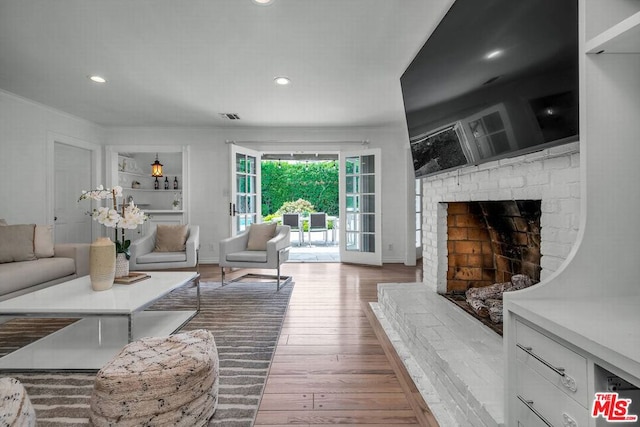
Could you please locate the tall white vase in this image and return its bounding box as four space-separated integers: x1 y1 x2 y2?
90 237 115 291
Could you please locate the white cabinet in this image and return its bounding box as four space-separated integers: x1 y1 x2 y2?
512 319 588 426
505 1 640 425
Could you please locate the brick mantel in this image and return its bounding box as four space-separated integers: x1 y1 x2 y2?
421 142 580 293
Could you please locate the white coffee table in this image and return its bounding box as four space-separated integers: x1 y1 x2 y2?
0 271 200 371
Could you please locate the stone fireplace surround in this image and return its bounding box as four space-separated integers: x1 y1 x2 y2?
375 141 580 426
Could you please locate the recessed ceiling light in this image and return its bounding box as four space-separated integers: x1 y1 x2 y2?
89 75 107 83
252 0 273 5
274 76 291 85
485 50 503 60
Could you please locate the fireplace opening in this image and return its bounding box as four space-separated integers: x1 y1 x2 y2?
443 200 541 335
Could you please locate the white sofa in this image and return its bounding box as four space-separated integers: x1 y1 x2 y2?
0 221 90 301
0 243 90 301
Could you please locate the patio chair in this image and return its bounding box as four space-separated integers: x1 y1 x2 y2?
282 213 303 246
308 212 329 245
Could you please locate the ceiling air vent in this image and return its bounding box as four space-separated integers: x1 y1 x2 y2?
219 113 241 120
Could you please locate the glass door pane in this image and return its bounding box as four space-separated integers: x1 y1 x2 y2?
230 145 261 236
339 149 381 265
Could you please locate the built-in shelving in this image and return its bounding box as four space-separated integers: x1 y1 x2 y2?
124 189 182 193
107 147 190 238
504 1 640 425
586 10 640 53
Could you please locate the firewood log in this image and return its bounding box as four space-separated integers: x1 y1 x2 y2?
510 274 534 291
465 282 512 301
486 299 503 323
467 297 489 318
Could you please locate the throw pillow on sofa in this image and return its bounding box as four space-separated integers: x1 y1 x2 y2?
0 221 55 258
0 224 37 263
34 224 55 258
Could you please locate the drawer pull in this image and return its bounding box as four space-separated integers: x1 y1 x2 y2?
517 395 553 427
517 343 566 377
563 413 577 427
561 374 578 392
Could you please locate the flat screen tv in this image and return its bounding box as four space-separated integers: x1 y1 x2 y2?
402 0 579 178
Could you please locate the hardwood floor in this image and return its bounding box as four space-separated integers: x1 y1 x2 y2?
199 262 439 427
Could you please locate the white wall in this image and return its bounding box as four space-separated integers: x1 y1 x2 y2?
0 90 104 224
105 125 413 264
0 87 415 265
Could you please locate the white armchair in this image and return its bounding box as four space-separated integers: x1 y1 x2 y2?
129 224 200 270
219 224 291 290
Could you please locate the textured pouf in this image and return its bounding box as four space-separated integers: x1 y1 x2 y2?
0 377 36 427
90 329 219 427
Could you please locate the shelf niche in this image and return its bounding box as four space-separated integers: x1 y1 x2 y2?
107 146 189 237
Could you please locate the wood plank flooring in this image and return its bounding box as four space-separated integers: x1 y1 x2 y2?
199 262 439 427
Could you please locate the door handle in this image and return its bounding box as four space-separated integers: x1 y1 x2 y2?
229 203 238 216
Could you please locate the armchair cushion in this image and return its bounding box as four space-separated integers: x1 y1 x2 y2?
136 251 187 264
226 250 268 263
246 223 277 251
154 224 188 252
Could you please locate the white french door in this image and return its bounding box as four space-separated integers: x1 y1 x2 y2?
339 148 382 265
229 145 262 235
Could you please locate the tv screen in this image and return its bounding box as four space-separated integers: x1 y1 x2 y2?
402 0 579 178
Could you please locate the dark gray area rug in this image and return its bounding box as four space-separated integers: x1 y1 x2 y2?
0 280 294 426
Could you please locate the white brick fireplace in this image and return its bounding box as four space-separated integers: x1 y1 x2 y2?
423 141 580 294
375 141 581 426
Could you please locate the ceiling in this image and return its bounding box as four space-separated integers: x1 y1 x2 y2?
0 0 453 128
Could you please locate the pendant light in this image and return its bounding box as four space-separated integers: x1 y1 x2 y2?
151 153 163 177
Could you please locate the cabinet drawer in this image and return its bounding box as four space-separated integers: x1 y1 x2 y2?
516 360 588 427
516 320 588 407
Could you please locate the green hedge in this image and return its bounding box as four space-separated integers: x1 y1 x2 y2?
262 161 338 216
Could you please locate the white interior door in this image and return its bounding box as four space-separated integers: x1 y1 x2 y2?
54 143 93 244
339 148 382 265
230 145 262 235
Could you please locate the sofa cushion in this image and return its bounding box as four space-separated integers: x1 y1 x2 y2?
34 225 55 258
154 225 188 252
0 224 36 263
225 250 267 263
136 251 187 264
0 257 75 295
246 223 276 251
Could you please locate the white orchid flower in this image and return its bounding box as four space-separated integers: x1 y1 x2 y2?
80 185 147 239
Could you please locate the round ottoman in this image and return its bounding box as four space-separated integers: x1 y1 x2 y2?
90 329 218 427
0 377 36 427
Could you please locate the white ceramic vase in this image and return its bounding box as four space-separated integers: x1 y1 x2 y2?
89 237 115 291
115 253 130 278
